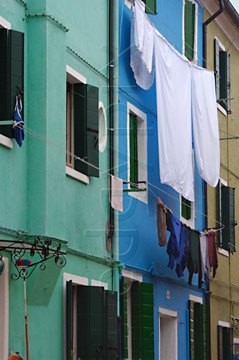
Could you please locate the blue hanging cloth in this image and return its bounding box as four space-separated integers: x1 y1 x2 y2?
13 96 24 147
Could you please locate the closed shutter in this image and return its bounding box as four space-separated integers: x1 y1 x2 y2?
222 186 235 252
0 29 24 137
218 326 223 360
184 0 195 61
105 291 119 360
74 83 99 177
142 0 157 15
121 277 128 359
66 280 73 360
214 38 220 100
194 303 208 360
130 113 138 189
216 181 222 247
219 51 230 112
188 300 195 360
131 281 141 359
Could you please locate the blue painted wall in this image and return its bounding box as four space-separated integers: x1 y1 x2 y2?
118 1 204 359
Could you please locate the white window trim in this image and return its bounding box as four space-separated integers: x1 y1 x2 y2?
66 166 90 184
91 279 108 290
159 307 178 360
122 269 143 282
98 101 107 153
189 294 203 304
127 102 148 204
182 0 198 64
218 320 230 328
0 16 11 29
0 257 9 360
159 307 178 318
234 337 239 344
217 102 227 116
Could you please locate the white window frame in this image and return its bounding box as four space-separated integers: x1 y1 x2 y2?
0 17 14 149
127 102 148 204
217 177 229 256
182 0 198 64
180 151 195 228
159 307 178 360
0 257 9 360
189 294 203 304
218 320 230 328
65 66 90 185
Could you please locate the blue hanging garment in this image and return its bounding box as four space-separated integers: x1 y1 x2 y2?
13 96 24 147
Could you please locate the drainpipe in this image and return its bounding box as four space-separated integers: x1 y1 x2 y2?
109 0 115 291
203 2 224 360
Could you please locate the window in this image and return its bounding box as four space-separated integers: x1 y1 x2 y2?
127 102 148 203
66 281 118 360
218 322 233 360
184 0 198 63
0 27 24 138
66 66 99 178
214 38 231 113
188 300 208 360
217 179 236 252
0 257 9 360
121 276 154 360
180 152 195 228
159 307 178 360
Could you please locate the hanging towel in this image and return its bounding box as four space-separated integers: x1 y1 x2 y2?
13 96 24 147
191 65 220 187
199 232 210 282
208 231 218 278
157 197 167 246
154 31 194 201
130 0 155 90
110 176 123 212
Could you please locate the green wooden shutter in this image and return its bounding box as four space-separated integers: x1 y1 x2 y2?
194 303 208 360
182 197 191 220
217 181 222 247
219 51 230 112
188 301 195 360
218 326 223 360
0 29 24 137
214 38 220 100
222 186 235 252
229 327 233 360
142 0 157 15
184 0 195 61
130 113 138 189
105 291 119 360
66 280 73 360
121 277 128 359
74 83 99 177
131 282 154 360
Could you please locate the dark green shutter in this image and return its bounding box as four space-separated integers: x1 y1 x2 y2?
0 29 24 137
229 327 233 360
105 291 119 360
121 277 128 359
188 301 195 360
131 282 154 360
184 0 195 61
182 197 191 220
217 181 222 247
194 303 208 360
218 326 223 360
74 83 99 177
66 280 73 360
218 326 233 360
214 38 220 100
130 113 138 189
219 51 230 112
222 186 235 252
142 0 157 15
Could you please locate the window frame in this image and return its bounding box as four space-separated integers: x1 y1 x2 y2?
127 102 148 204
180 151 195 228
0 257 9 360
159 307 178 360
183 0 198 64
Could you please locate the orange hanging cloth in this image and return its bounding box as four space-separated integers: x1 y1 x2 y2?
157 197 167 246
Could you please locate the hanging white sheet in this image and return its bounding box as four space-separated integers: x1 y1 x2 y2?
191 65 220 187
130 0 155 90
110 175 123 212
154 31 194 201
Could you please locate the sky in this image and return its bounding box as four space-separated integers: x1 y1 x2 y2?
230 0 239 13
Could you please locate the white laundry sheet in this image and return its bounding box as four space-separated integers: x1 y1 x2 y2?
110 176 123 212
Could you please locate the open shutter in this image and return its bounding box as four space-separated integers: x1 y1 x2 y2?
226 53 231 113
184 0 195 61
214 39 220 100
222 186 235 252
74 83 99 177
121 277 128 359
217 181 222 247
218 326 223 360
131 282 141 360
0 29 24 137
105 291 119 360
66 280 73 360
188 301 195 360
142 0 157 15
130 113 138 189
219 51 230 112
182 197 191 220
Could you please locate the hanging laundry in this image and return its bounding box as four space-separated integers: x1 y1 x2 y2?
130 0 155 90
13 95 24 147
154 31 194 201
181 224 193 274
156 197 167 246
199 232 210 282
110 176 123 212
191 65 220 187
188 230 201 285
207 231 218 278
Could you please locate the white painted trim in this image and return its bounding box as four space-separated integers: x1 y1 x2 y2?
91 279 108 290
218 248 229 257
66 65 86 84
127 102 148 204
217 102 227 117
122 269 143 282
0 257 9 360
0 16 11 29
66 166 90 185
220 177 227 187
159 307 178 318
189 294 203 304
218 320 230 328
215 36 226 52
0 134 13 149
234 337 239 344
98 101 107 153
